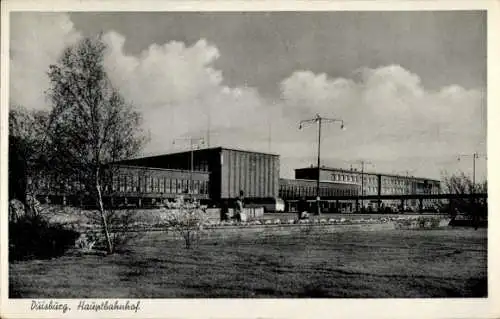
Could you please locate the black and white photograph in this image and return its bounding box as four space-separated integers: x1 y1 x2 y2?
1 1 498 318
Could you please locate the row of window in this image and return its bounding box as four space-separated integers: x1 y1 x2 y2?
382 179 406 186
381 187 408 194
280 184 439 198
364 186 378 194
108 175 209 195
330 173 377 184
36 174 210 195
331 173 441 190
279 185 358 198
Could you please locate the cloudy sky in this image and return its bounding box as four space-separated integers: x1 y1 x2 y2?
10 11 487 180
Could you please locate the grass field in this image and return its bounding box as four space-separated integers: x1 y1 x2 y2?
9 227 487 298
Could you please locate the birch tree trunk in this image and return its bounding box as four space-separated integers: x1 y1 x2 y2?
96 167 113 254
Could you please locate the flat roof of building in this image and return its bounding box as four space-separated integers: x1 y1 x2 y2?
111 164 210 174
280 177 359 185
124 146 279 161
122 146 279 163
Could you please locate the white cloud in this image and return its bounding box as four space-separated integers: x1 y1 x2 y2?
280 65 486 179
10 13 82 110
101 31 269 151
10 13 486 180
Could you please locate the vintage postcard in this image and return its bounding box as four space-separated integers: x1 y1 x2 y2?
1 0 498 318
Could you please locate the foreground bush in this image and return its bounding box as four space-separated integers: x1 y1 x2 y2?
81 208 140 254
162 197 208 249
394 216 443 230
9 214 80 261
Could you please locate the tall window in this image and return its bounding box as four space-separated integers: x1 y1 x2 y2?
154 177 160 193
165 178 171 193
193 180 200 194
111 175 118 192
172 179 178 193
132 175 139 192
140 175 146 192
124 175 132 192
177 179 183 193
119 175 126 192
146 176 152 192
159 177 165 193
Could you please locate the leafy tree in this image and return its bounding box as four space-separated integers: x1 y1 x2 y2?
45 35 147 254
8 106 51 214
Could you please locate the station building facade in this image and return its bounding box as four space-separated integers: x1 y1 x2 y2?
28 145 442 212
118 147 280 204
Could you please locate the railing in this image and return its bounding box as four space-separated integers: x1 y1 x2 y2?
283 193 487 201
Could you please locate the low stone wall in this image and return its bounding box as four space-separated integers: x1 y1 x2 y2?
190 207 265 222
202 222 397 239
66 210 452 235
393 216 451 230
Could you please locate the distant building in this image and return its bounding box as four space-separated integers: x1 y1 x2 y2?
294 166 441 211
278 178 360 213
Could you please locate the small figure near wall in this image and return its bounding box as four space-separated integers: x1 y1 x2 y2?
297 196 309 221
234 190 245 222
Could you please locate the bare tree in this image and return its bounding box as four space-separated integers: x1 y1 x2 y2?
440 172 487 228
45 35 147 254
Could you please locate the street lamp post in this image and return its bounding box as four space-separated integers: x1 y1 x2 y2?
356 160 372 212
299 114 345 215
457 153 487 191
173 137 205 197
396 169 414 210
457 152 487 227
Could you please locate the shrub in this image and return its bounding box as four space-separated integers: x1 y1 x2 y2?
9 199 26 222
9 214 80 261
162 197 208 249
82 208 140 254
107 209 141 253
75 232 97 251
394 216 444 230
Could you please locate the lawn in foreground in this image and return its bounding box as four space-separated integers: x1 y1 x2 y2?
9 227 487 298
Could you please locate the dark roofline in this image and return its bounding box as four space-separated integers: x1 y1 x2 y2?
295 166 440 183
216 146 280 157
120 146 279 163
280 177 359 185
111 164 210 174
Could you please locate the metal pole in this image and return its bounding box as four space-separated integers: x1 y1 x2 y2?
268 116 272 153
361 161 364 212
473 152 476 189
298 114 344 215
190 139 194 197
405 171 409 210
316 116 322 215
207 111 211 148
173 136 203 199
